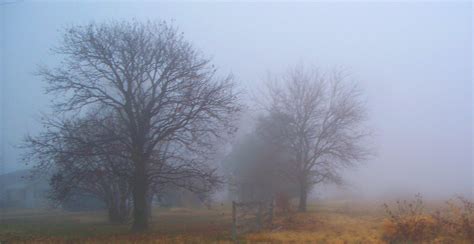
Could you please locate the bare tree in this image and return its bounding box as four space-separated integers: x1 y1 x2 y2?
35 20 240 231
264 65 371 212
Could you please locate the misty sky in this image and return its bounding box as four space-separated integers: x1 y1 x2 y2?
0 1 472 198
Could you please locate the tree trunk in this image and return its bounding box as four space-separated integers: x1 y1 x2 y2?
131 161 149 232
105 181 130 224
298 183 307 212
146 194 153 221
118 188 131 223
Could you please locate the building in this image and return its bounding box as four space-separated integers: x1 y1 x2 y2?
0 169 50 209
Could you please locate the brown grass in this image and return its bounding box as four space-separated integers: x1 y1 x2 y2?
1 198 472 243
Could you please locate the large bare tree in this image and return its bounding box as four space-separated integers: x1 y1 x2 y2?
36 20 240 231
264 65 371 212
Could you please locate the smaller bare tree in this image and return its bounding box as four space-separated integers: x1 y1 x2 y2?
264 65 371 212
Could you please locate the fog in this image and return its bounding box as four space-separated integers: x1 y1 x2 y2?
1 1 472 200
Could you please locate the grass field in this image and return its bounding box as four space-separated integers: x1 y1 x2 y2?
0 199 471 243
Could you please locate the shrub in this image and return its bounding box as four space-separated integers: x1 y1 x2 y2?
382 194 439 242
275 192 292 214
433 196 474 241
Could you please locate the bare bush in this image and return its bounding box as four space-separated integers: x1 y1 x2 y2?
382 194 439 242
433 196 474 241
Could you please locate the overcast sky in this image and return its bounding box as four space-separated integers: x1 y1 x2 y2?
1 1 472 198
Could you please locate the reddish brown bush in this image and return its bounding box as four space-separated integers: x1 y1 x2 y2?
382 194 439 242
275 192 292 214
433 196 474 241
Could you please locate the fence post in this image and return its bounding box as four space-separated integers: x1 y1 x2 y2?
232 201 237 241
269 199 274 228
256 201 262 231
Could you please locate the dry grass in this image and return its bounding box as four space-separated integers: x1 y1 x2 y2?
246 201 384 243
1 198 472 243
0 206 233 243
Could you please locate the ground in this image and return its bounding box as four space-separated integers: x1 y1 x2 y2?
0 200 469 243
